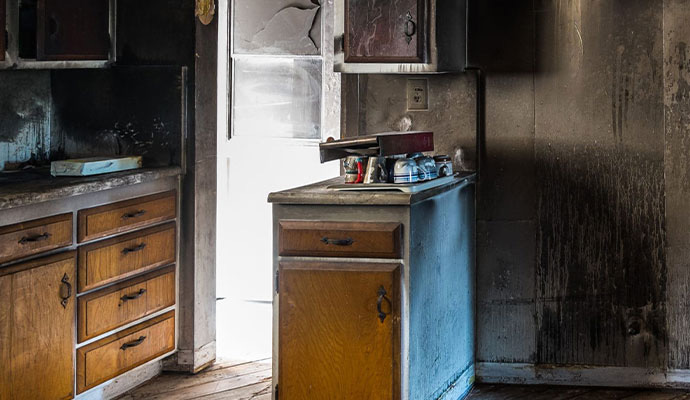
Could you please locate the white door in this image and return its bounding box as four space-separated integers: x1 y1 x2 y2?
216 0 340 361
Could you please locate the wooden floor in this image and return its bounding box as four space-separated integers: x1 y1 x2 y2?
119 359 690 399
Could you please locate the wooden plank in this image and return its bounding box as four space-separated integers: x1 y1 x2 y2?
194 380 272 400
124 360 271 398
625 392 690 400
568 389 639 399
132 372 271 400
466 384 550 400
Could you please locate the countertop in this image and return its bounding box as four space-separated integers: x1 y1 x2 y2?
0 166 182 211
268 172 476 206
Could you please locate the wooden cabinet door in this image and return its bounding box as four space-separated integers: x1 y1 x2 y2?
6 253 76 400
0 0 5 61
279 262 401 400
345 0 426 63
0 274 11 400
37 0 109 60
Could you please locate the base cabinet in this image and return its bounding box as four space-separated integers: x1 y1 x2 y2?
270 177 476 400
278 261 400 399
0 252 76 400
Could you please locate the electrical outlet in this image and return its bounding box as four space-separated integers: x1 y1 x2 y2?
407 78 429 111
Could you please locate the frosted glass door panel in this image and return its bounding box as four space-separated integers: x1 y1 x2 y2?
232 0 322 55
232 57 322 139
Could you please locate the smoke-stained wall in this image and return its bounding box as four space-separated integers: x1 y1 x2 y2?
345 0 690 377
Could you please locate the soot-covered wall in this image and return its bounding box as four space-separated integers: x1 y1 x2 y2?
345 0 690 378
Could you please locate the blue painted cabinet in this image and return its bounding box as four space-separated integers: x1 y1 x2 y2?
269 176 476 400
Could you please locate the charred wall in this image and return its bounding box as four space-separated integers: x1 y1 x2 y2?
346 0 690 373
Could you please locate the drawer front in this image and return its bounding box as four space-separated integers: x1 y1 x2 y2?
78 266 176 342
78 223 176 292
279 221 402 258
77 311 175 393
0 214 73 264
78 191 176 243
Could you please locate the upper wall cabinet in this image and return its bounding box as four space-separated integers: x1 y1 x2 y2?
1 0 114 69
334 0 467 74
36 0 109 60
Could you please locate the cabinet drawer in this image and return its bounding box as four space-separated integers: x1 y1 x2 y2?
0 213 73 264
78 266 176 342
279 221 402 258
78 191 176 243
76 311 175 394
78 223 176 292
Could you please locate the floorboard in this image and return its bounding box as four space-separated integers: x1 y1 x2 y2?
119 360 690 399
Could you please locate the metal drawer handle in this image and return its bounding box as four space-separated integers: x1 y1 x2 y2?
122 210 147 220
377 286 392 323
19 232 51 245
60 273 72 309
122 243 147 255
320 237 354 246
404 11 416 44
120 289 147 305
120 336 147 350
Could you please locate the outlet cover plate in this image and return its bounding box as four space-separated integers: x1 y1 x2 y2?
407 78 429 111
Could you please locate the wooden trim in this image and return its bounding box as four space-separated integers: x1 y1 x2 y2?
0 250 76 277
77 190 177 243
77 222 176 292
77 264 175 342
76 310 175 393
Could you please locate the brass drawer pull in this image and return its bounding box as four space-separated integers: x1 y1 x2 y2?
120 289 147 305
18 232 51 245
120 336 147 350
122 243 147 255
377 286 392 323
320 237 354 246
122 210 147 220
60 273 72 309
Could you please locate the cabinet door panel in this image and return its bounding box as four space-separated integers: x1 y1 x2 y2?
279 262 401 400
11 254 75 400
0 0 6 61
0 274 10 400
37 0 109 60
345 0 426 63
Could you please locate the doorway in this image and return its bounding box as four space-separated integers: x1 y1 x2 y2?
216 0 340 362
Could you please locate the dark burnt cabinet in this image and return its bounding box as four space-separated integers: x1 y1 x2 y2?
36 0 110 60
335 0 467 73
1 0 6 61
344 0 427 64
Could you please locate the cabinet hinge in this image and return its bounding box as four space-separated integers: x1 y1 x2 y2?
275 384 279 399
275 270 279 293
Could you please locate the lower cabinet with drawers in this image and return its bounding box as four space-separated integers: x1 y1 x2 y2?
0 177 179 399
269 176 476 400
